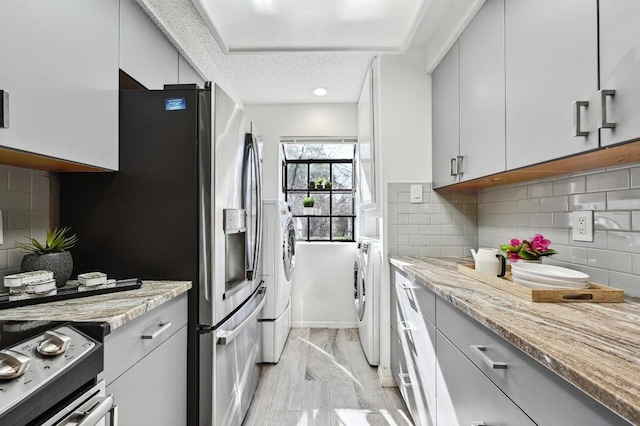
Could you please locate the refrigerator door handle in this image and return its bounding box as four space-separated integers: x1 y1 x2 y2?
244 134 263 280
216 286 266 345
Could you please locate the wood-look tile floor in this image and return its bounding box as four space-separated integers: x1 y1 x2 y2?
243 328 413 426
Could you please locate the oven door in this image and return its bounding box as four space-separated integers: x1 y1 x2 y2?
41 380 118 426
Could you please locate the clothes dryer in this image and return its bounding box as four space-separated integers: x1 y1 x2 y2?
259 200 296 363
354 238 381 365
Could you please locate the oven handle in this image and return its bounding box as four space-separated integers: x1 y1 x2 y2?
77 395 118 426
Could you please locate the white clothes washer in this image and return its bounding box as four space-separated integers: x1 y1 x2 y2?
259 200 296 363
354 238 381 365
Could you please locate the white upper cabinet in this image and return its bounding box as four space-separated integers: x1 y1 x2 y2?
0 0 119 170
432 42 460 189
505 0 599 169
179 56 205 86
120 0 179 89
598 0 640 147
459 0 505 181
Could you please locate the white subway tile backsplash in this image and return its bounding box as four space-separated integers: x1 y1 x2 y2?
442 246 465 257
420 246 442 257
634 212 640 231
572 230 608 249
553 212 572 228
409 214 431 224
420 203 442 214
431 235 453 246
527 213 553 227
607 231 640 253
478 188 506 203
631 167 640 188
607 271 640 298
408 235 430 246
553 176 586 195
398 224 420 235
452 192 477 203
7 248 23 269
0 192 31 210
420 225 442 235
398 192 410 203
8 210 31 229
506 185 528 200
9 171 31 192
398 246 420 256
569 192 607 210
550 245 587 264
0 171 8 190
398 214 409 224
586 169 630 192
607 188 640 210
528 182 553 198
633 254 640 274
586 248 632 273
431 214 453 225
516 199 539 213
539 196 568 212
594 211 631 231
398 203 420 214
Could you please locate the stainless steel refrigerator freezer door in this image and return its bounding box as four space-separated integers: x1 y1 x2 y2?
200 286 265 426
243 133 263 282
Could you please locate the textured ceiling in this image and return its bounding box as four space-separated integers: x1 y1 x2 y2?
137 0 483 104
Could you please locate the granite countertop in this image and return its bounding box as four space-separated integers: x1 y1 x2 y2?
0 281 191 331
390 256 640 425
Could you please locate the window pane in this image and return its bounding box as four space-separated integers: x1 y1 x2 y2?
332 193 353 215
283 143 355 160
332 217 353 240
309 163 330 185
294 217 308 240
332 163 352 189
287 164 308 189
287 193 306 215
310 193 330 215
309 217 330 240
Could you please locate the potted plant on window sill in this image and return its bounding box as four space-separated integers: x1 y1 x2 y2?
324 180 332 189
15 227 78 288
315 178 325 189
303 197 315 215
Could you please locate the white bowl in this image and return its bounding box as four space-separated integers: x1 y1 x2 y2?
512 275 589 290
511 269 590 288
510 263 589 283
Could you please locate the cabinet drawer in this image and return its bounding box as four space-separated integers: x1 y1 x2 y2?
107 324 187 426
390 278 399 335
436 330 536 426
436 298 630 425
103 294 188 385
394 269 435 325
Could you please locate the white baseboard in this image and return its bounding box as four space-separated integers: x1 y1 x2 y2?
291 321 358 329
378 366 395 388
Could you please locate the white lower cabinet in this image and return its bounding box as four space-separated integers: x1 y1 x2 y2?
390 266 631 426
103 294 188 425
436 331 536 426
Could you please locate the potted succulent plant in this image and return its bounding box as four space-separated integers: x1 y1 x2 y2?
15 227 78 288
303 197 315 215
308 181 316 189
315 178 325 189
324 180 332 189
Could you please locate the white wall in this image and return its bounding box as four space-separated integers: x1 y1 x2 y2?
376 47 432 382
244 103 359 327
290 242 357 327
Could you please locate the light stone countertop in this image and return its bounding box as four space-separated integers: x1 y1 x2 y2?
0 281 191 332
390 256 640 425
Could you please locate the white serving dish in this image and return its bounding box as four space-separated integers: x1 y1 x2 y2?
510 263 589 283
512 275 590 290
511 269 589 288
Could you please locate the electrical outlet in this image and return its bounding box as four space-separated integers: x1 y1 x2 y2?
572 210 594 242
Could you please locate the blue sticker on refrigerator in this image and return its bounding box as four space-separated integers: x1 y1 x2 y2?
165 98 186 111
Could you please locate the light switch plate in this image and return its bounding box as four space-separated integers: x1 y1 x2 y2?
572 210 593 242
410 184 423 203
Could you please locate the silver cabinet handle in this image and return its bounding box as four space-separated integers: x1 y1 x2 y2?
456 155 464 176
398 282 412 291
597 89 616 129
450 157 457 176
398 321 413 331
572 100 589 136
470 345 507 369
471 422 486 426
217 287 266 345
141 322 172 340
77 395 115 426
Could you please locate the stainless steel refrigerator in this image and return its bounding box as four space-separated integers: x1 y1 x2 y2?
60 82 264 426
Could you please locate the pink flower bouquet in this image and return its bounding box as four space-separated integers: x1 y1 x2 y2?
500 234 557 261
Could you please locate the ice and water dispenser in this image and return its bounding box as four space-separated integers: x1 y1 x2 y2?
223 209 247 292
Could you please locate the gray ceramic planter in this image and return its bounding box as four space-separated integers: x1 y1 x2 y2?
21 251 73 288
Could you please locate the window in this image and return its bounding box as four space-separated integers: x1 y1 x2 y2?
282 139 357 242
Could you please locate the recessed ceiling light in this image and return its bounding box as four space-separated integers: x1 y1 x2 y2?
313 87 328 97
